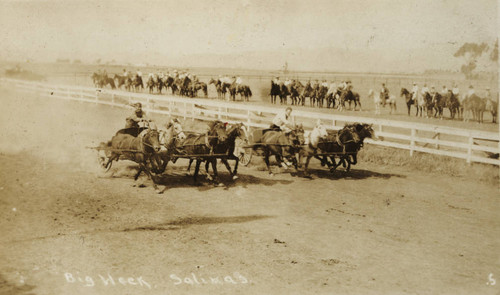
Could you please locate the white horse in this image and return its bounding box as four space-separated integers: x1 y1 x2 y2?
368 89 382 115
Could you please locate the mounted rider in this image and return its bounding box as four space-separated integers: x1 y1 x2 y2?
411 82 419 101
421 84 429 96
380 83 389 105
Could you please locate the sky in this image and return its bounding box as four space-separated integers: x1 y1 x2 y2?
0 0 498 72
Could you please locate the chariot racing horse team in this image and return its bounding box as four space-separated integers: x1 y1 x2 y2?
99 104 376 193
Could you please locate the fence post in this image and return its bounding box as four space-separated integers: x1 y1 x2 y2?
247 110 251 125
435 132 440 150
183 102 187 120
191 103 195 121
410 128 416 156
466 133 473 164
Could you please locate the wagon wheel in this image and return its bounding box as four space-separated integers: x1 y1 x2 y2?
236 131 253 166
96 146 112 172
239 144 253 166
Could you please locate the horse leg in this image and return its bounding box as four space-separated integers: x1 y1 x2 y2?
193 160 202 185
138 162 162 193
204 160 213 181
226 155 240 180
210 158 223 186
303 156 312 178
187 158 194 176
264 149 273 176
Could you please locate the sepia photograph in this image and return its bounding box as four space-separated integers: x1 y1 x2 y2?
0 0 498 294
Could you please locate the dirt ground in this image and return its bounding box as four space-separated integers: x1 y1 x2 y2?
0 87 499 295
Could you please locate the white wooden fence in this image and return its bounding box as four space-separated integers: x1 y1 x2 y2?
2 78 499 166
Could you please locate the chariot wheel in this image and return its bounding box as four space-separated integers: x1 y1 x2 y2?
236 135 253 166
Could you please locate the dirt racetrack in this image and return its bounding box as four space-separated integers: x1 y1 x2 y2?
0 87 498 295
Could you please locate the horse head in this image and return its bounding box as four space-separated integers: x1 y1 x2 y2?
141 129 161 153
207 120 228 144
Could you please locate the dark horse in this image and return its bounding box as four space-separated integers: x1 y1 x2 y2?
187 122 248 181
192 81 208 98
237 85 252 102
174 120 228 185
338 89 361 111
114 74 127 89
252 126 305 175
317 123 375 172
270 81 281 104
400 88 414 116
105 128 162 193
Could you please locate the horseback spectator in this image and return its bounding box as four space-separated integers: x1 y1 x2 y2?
467 85 475 97
321 80 329 87
284 78 292 87
421 83 429 96
485 87 492 99
441 85 448 95
236 76 243 85
273 76 280 84
122 69 128 77
411 82 419 100
271 107 294 133
381 83 389 105
327 81 337 96
452 83 460 96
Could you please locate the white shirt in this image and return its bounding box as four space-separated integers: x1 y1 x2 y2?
468 89 475 96
137 71 142 77
412 85 419 93
327 83 337 94
284 80 292 86
421 87 429 94
272 111 294 129
452 87 459 95
236 77 242 84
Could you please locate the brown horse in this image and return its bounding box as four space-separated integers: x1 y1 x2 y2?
400 88 415 116
252 125 305 175
105 128 162 193
189 122 248 181
270 81 281 104
237 85 252 102
175 120 228 184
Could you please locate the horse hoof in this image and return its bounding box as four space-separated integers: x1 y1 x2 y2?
232 175 239 180
215 182 224 187
138 183 146 188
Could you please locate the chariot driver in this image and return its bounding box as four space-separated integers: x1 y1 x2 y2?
125 102 153 129
270 107 295 133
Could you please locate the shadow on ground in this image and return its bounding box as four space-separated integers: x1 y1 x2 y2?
121 214 273 232
291 168 406 180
